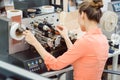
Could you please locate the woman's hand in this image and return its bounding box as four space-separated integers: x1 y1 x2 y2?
23 30 49 59
23 30 38 46
56 26 68 38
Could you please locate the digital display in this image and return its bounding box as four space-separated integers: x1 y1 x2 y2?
112 2 120 12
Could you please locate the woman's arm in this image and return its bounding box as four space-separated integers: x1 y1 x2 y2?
23 30 85 70
56 26 73 49
23 30 49 59
63 34 73 49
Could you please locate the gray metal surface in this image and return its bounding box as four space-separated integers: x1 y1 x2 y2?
0 17 10 56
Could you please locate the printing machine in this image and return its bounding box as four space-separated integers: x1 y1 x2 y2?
0 0 77 76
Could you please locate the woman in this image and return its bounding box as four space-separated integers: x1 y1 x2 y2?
23 0 109 80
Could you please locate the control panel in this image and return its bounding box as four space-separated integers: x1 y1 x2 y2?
9 50 48 74
24 57 47 73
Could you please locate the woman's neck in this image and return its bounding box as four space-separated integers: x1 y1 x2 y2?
85 20 98 32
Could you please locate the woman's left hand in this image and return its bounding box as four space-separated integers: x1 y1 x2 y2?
23 30 38 46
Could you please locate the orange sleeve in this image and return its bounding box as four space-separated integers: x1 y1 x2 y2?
44 37 87 70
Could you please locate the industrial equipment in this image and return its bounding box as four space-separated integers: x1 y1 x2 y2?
0 0 77 74
9 13 77 73
99 1 120 53
107 1 120 51
104 1 120 39
100 11 119 53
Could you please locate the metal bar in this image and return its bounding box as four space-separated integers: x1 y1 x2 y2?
41 66 73 78
104 70 120 75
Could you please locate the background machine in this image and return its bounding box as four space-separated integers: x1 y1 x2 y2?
106 1 120 39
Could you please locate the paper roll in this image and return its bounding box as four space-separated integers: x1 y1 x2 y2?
41 5 54 13
10 22 26 40
7 10 23 19
100 11 118 32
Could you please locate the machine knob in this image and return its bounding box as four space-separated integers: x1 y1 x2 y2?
39 59 42 63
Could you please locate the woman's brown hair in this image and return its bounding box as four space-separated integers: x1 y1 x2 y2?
79 0 103 23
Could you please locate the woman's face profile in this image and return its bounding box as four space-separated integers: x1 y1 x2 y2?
78 12 86 32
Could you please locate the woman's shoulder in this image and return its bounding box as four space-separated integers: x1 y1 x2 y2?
74 36 88 46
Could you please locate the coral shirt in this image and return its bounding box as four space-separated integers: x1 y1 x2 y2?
44 27 109 80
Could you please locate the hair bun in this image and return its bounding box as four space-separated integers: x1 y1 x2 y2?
90 0 103 9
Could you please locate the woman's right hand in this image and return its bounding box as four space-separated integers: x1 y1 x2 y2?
56 25 68 38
